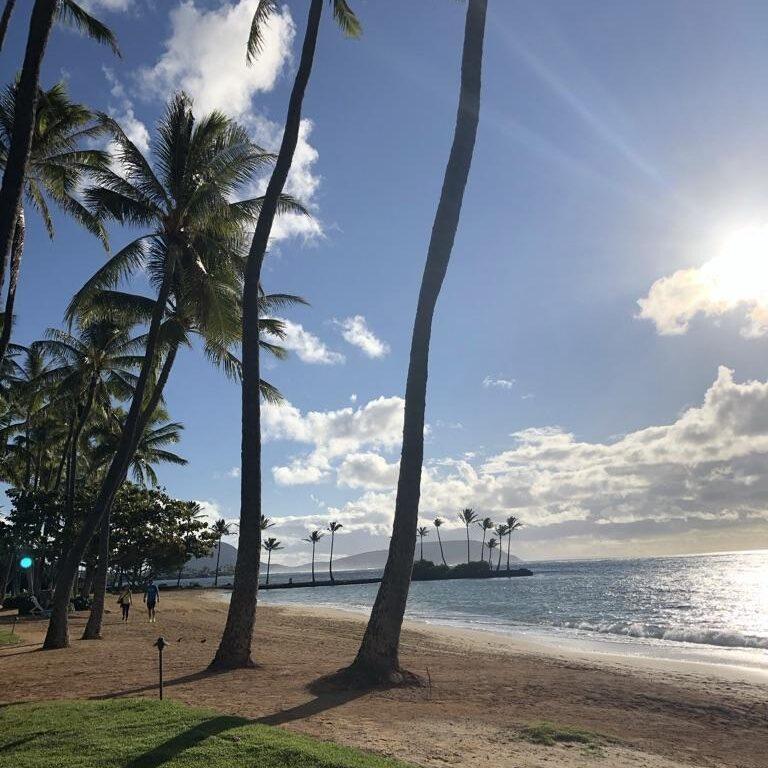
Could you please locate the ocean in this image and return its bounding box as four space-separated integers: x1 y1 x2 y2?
245 549 768 671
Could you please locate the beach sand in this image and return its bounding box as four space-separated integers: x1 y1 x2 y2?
1 591 766 768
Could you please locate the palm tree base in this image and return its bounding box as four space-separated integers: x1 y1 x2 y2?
207 652 258 671
81 630 103 640
325 660 426 689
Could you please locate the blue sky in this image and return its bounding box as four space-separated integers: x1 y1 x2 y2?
5 0 768 563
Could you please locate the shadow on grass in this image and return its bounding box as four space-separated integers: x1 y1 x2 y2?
125 715 248 768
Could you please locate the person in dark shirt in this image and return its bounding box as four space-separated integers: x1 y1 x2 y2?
144 581 160 623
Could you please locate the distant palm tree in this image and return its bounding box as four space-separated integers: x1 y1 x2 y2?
416 526 429 561
304 529 324 585
505 515 523 572
261 537 283 585
328 520 343 581
458 508 478 563
260 514 275 531
485 537 498 566
493 524 509 572
433 517 447 566
212 519 233 587
476 516 493 560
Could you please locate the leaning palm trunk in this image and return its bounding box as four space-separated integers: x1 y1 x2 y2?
214 537 222 587
436 527 447 566
43 264 175 649
79 343 178 641
346 0 487 684
0 0 17 53
0 209 23 361
0 0 57 355
211 0 324 670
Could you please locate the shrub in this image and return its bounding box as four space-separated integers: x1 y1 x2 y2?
412 560 451 580
451 560 491 578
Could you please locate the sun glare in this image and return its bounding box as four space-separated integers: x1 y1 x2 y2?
704 225 768 305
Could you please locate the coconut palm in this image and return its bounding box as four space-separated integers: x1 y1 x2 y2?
432 517 447 566
214 0 361 670
260 514 275 531
349 0 488 684
304 529 324 585
211 519 233 588
0 81 109 364
458 508 478 564
485 537 498 566
0 0 118 330
44 92 291 650
493 524 509 572
261 537 282 585
476 517 493 561
328 520 343 581
505 516 523 572
416 526 429 562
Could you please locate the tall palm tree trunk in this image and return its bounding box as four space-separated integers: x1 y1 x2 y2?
506 532 511 572
329 531 335 581
214 537 222 587
0 209 23 362
345 0 487 685
64 372 99 518
419 536 424 562
465 526 471 563
0 0 17 53
0 0 57 362
311 541 316 584
82 511 110 639
436 527 447 566
43 266 175 649
211 0 324 671
496 542 502 572
77 342 178 642
265 550 271 585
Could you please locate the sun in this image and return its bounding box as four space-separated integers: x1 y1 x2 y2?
704 225 768 305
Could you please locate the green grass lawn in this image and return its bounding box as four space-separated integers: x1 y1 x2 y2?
0 627 20 645
0 699 414 768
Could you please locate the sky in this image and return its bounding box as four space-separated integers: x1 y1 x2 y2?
5 0 768 564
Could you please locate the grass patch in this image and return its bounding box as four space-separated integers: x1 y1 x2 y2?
0 627 20 645
0 699 415 768
520 721 613 754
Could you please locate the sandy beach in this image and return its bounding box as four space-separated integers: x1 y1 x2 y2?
2 591 766 768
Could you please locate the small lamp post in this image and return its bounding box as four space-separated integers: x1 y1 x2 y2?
154 636 167 699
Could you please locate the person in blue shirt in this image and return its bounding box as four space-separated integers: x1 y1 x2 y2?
144 581 160 623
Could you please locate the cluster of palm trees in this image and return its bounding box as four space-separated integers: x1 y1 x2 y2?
1 0 488 685
416 510 523 571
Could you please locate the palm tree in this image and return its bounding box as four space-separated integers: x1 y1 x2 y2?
0 0 17 53
260 514 275 532
328 520 343 581
211 519 233 588
493 524 509 572
214 0 361 671
476 516 493 561
458 508 478 563
261 537 282 585
485 537 497 566
416 526 429 562
348 0 488 684
0 81 109 364
44 93 285 650
432 517 447 566
0 0 117 332
505 515 523 572
304 529 324 585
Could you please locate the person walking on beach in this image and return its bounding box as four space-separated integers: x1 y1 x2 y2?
117 587 132 622
144 581 160 623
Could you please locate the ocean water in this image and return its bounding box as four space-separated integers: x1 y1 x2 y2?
250 550 768 669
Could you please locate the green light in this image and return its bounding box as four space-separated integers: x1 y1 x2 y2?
19 556 33 570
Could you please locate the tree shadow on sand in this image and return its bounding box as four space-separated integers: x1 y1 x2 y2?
89 667 233 700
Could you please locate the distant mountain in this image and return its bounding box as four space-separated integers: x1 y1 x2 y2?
180 538 520 576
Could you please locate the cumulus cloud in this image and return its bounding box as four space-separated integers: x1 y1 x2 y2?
263 396 405 485
80 0 133 11
336 315 390 358
638 225 768 337
483 375 515 389
275 319 344 365
140 1 322 242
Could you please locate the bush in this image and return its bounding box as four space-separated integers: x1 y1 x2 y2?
451 560 491 578
412 560 451 580
2 594 34 614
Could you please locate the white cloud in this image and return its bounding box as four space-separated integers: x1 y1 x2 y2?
338 452 399 489
275 319 344 365
336 315 390 358
638 225 768 338
80 0 133 11
483 375 515 389
140 1 322 243
103 68 150 154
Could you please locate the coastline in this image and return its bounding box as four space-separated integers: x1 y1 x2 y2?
3 593 767 768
